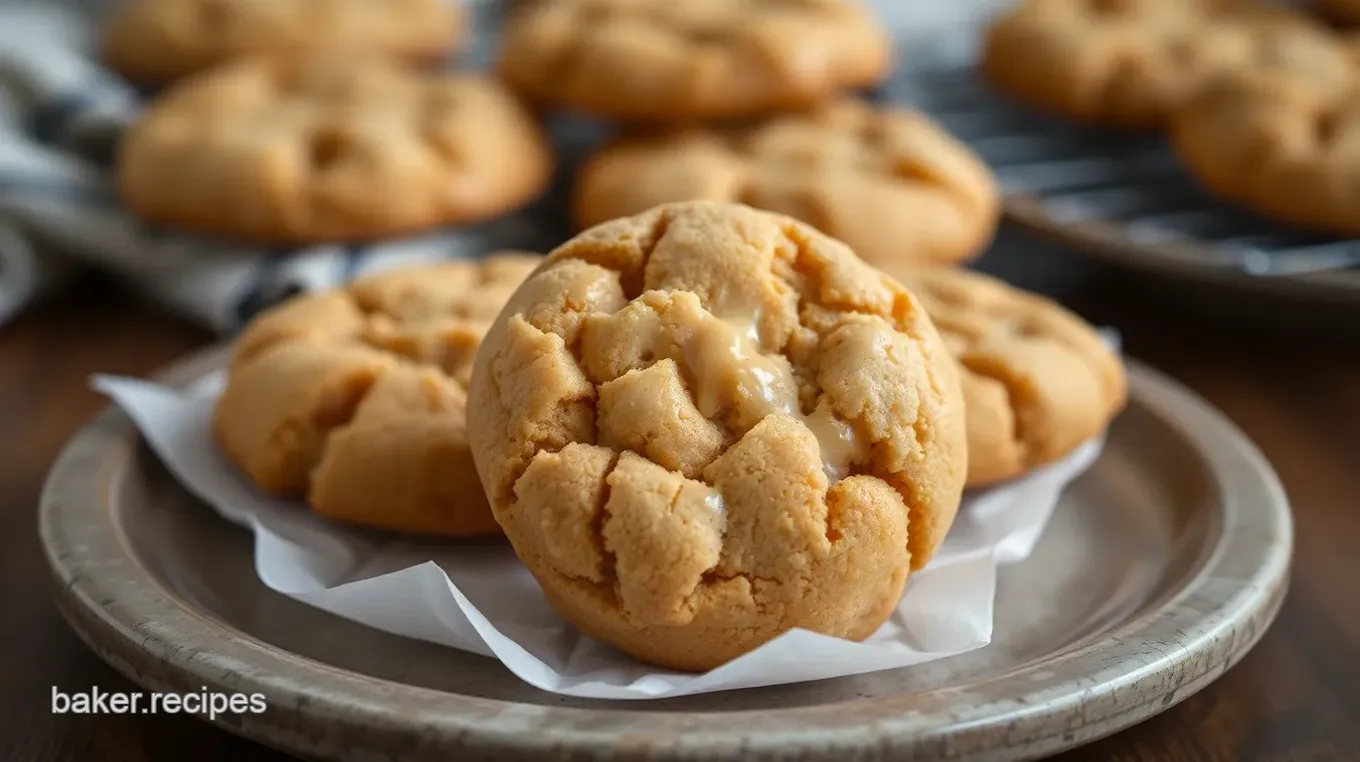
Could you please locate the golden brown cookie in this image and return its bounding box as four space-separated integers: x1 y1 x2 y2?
466 201 967 671
497 0 892 121
1171 49 1360 235
573 99 1000 267
885 266 1126 488
102 0 464 84
213 253 543 537
980 0 1344 129
116 54 553 244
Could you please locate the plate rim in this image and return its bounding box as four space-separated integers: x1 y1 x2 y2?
40 346 1293 762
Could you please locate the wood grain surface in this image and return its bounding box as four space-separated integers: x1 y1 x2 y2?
3 266 1357 762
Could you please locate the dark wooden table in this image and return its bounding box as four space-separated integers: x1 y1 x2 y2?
3 264 1357 761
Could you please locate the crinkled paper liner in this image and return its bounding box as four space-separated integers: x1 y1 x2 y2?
94 372 1102 700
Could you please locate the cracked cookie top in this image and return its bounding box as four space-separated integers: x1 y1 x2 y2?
116 54 553 244
497 0 892 120
103 0 463 84
887 266 1126 486
572 99 999 267
981 0 1348 128
466 201 966 670
213 253 541 537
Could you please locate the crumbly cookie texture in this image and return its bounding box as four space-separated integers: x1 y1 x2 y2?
103 0 463 84
980 0 1348 128
1171 46 1360 235
497 0 892 121
213 253 542 537
116 55 553 244
466 201 967 671
573 100 999 268
886 266 1126 487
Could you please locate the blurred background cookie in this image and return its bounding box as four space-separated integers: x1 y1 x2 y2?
115 54 553 244
467 201 967 671
1173 56 1360 236
573 99 999 267
887 265 1126 487
497 0 892 120
980 0 1339 129
214 253 542 537
102 0 465 85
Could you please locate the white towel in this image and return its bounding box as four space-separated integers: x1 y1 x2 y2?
0 0 1004 333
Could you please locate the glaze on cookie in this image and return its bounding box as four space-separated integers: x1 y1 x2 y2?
466 201 967 671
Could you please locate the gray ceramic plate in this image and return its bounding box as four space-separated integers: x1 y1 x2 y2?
41 347 1292 762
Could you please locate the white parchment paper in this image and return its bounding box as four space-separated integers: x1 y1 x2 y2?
92 372 1101 699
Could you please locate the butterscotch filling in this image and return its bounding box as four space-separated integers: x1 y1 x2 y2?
582 290 866 481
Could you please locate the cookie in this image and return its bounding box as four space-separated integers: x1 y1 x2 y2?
980 0 1341 129
466 201 967 671
213 252 543 537
885 266 1126 487
116 54 553 244
1171 50 1360 235
102 0 464 84
497 0 892 121
573 100 1000 268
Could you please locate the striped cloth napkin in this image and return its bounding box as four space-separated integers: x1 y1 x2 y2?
0 0 1003 332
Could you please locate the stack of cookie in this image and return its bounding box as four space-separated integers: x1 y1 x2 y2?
504 0 1005 271
212 200 1127 670
171 0 1130 671
104 0 1008 264
490 0 1122 493
982 0 1360 236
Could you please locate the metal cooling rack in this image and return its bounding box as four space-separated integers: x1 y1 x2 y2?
878 62 1360 305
